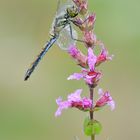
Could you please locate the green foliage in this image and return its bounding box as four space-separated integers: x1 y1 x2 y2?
92 120 102 135
83 117 102 136
84 117 93 136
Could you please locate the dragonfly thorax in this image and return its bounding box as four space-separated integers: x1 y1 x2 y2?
66 6 78 18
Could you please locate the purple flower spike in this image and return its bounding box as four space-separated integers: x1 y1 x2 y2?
54 0 115 136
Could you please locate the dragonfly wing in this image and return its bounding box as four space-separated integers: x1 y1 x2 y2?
56 25 78 50
57 0 74 16
50 0 74 35
24 36 58 81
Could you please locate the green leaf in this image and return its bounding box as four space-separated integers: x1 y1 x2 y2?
83 117 93 136
83 117 102 136
83 117 90 128
84 123 93 136
92 120 102 135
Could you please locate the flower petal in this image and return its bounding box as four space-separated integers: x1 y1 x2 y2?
68 45 79 58
67 73 84 80
68 89 82 102
82 97 92 108
55 97 71 117
95 90 115 111
98 88 104 96
108 100 115 111
88 48 97 71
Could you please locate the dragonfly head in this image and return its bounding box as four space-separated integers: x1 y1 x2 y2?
67 6 78 18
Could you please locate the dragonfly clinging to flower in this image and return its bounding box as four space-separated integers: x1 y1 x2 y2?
24 0 81 81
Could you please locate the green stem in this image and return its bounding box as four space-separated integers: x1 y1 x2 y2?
89 87 95 140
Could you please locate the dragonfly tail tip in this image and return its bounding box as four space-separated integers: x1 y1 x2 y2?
24 73 30 81
24 76 29 81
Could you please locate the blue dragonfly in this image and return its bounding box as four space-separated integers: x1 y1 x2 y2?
24 0 80 81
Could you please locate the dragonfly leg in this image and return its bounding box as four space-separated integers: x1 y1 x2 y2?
72 13 96 27
69 23 85 43
73 17 89 26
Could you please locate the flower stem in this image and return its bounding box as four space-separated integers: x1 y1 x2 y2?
89 87 95 140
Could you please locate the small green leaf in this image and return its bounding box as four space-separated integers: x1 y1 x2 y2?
83 118 102 136
83 117 90 128
92 120 102 135
83 117 93 136
84 123 93 136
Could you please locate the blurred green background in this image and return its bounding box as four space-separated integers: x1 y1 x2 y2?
0 0 139 140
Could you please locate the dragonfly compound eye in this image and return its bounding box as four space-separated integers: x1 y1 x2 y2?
67 6 78 18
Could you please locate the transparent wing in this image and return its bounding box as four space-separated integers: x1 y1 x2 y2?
56 0 73 16
51 0 78 50
50 0 74 34
56 25 78 50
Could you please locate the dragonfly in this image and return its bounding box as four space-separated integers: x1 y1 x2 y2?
24 0 81 81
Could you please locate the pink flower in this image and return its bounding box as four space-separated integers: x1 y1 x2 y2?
73 0 88 15
68 48 101 87
84 70 101 86
55 89 92 117
96 44 113 66
73 13 96 31
79 0 88 15
84 31 96 47
68 89 82 102
68 45 79 58
87 48 97 71
68 45 87 67
72 0 81 6
67 72 84 80
95 89 115 111
55 97 71 117
86 13 96 30
68 69 101 87
73 17 86 31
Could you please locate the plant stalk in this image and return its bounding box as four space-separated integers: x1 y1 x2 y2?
89 87 95 140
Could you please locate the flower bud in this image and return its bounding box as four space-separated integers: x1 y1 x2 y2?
95 89 115 111
86 13 96 31
79 0 88 15
84 31 97 47
86 71 102 88
73 17 86 31
73 0 88 15
96 44 114 66
68 45 87 67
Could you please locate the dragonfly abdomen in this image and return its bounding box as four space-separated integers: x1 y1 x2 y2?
24 35 58 81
